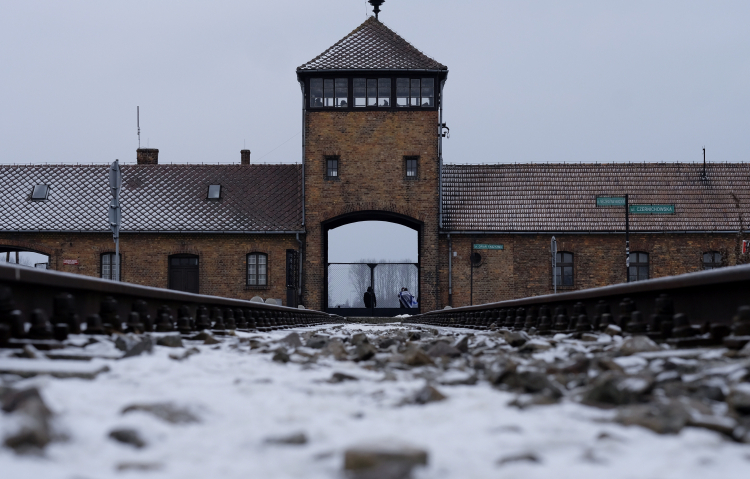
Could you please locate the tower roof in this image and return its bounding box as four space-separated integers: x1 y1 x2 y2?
297 17 447 72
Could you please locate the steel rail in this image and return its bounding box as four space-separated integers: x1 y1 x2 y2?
406 264 750 346
0 263 341 343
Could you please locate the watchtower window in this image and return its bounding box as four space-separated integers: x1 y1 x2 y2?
397 78 434 107
703 251 722 270
310 78 348 108
326 157 339 178
353 78 391 107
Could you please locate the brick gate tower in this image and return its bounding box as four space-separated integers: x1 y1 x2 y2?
296 11 448 313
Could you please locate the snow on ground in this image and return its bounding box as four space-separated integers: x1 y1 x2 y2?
1 323 749 478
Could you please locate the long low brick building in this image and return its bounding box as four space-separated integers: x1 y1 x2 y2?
1 15 748 313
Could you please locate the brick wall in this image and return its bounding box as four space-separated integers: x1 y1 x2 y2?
440 233 743 308
0 232 299 304
302 110 441 312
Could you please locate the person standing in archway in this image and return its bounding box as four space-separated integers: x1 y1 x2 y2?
399 287 416 309
363 286 376 311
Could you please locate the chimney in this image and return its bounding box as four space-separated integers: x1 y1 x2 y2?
137 148 159 165
241 149 251 165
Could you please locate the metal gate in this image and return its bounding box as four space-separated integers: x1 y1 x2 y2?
327 263 419 316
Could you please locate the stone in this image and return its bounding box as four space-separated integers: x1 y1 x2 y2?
378 338 398 350
122 403 199 424
737 341 750 357
438 370 478 386
265 432 308 445
20 344 44 359
109 428 146 448
306 335 328 349
604 324 622 336
728 384 750 416
330 372 358 383
497 452 540 466
272 349 290 363
402 349 435 367
503 330 529 347
2 387 53 451
280 332 303 348
426 341 461 358
190 331 220 345
582 372 653 406
116 462 163 472
351 333 369 346
500 371 563 398
618 335 660 355
486 357 517 384
615 401 689 434
156 335 183 348
344 441 428 479
322 338 347 360
169 347 200 361
121 336 154 358
453 335 470 353
412 385 447 404
355 343 377 361
250 296 264 303
520 339 552 351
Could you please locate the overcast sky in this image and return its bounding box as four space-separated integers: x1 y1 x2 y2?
1 0 748 167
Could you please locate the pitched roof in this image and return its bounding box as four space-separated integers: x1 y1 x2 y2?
442 163 750 232
298 17 447 71
0 164 302 233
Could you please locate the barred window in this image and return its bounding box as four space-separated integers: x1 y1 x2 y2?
396 78 434 107
101 253 122 281
555 252 574 286
247 253 268 286
703 251 722 270
629 252 649 282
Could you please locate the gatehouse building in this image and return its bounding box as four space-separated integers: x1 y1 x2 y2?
1 11 749 315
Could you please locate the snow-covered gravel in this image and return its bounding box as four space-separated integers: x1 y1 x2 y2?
1 323 749 478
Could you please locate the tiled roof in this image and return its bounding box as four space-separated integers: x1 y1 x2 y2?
442 163 750 232
298 17 447 71
0 164 302 232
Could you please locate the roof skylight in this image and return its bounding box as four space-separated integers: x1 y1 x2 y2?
31 184 49 200
207 184 221 199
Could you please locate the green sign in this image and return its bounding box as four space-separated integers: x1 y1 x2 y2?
629 204 675 214
473 244 504 250
596 196 626 207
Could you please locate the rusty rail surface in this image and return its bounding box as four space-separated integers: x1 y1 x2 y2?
408 265 750 349
0 263 341 345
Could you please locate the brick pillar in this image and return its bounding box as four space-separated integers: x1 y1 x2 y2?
241 150 251 165
136 149 159 165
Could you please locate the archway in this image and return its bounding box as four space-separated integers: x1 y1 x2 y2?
323 211 422 316
0 246 50 269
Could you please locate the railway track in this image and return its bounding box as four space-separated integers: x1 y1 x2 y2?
2 262 750 351
0 263 340 348
408 265 750 350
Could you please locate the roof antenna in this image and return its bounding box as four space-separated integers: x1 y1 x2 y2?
369 0 384 19
137 106 141 149
702 146 707 179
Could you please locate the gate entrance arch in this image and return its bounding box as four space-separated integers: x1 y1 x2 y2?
322 211 422 317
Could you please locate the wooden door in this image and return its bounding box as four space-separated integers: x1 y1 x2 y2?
168 255 199 293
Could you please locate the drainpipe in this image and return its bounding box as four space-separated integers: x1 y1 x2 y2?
448 233 452 307
299 80 306 227
438 78 445 230
296 233 303 306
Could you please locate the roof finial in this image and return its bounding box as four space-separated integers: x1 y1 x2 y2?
369 0 384 19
